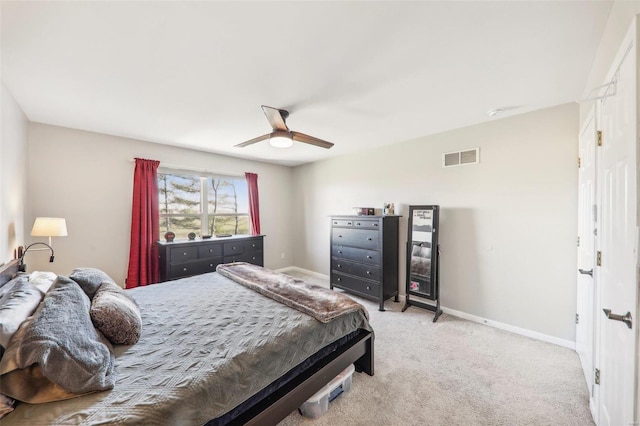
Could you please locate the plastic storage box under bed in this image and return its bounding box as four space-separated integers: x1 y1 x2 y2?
298 364 355 419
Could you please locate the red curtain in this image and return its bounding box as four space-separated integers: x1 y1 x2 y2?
245 172 261 235
126 158 160 288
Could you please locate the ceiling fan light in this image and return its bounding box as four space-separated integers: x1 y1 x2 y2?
269 134 293 148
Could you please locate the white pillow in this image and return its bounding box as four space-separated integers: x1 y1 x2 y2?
28 271 57 294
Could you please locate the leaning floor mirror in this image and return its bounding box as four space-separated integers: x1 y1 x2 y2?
402 205 442 322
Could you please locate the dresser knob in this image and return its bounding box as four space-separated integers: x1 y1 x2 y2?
367 237 372 241
356 222 361 226
183 252 188 256
337 278 341 282
366 286 371 290
252 256 256 260
374 223 378 227
233 246 236 250
338 251 343 254
366 271 371 275
252 244 256 248
337 264 341 268
338 235 343 238
347 222 352 225
183 267 188 272
367 255 372 259
209 249 213 253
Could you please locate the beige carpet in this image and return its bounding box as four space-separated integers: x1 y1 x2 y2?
279 270 593 426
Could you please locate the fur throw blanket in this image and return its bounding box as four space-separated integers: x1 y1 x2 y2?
216 263 368 323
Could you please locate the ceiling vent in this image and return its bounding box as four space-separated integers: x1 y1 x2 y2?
442 148 479 168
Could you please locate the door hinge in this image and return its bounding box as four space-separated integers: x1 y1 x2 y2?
597 130 602 147
576 313 580 324
578 157 581 168
596 251 602 266
577 236 580 247
594 368 600 385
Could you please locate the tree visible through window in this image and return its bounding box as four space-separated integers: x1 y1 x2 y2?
158 172 249 240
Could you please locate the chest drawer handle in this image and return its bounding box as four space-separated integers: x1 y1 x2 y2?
232 246 237 250
337 277 341 282
209 249 213 253
367 237 372 241
366 271 371 275
347 222 352 225
183 252 188 256
337 264 341 268
356 222 361 226
333 221 338 225
251 244 256 248
209 263 214 267
367 255 372 259
338 235 343 238
338 250 343 254
374 223 378 227
366 286 371 290
183 267 188 272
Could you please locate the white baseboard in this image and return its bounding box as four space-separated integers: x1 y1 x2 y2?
276 267 575 350
441 306 576 350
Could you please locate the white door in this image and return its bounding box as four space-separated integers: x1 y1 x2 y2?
576 109 597 392
597 23 637 426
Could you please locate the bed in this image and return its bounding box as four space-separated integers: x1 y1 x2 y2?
0 259 374 425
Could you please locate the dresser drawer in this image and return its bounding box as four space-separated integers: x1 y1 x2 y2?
332 228 379 250
332 245 380 265
223 251 263 265
224 241 244 256
331 259 380 281
198 244 222 258
245 239 263 252
353 219 380 229
331 219 354 227
331 273 379 298
170 258 222 278
170 246 199 262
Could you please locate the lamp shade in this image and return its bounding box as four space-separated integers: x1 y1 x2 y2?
31 217 68 237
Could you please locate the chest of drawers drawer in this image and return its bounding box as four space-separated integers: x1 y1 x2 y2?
331 273 380 298
332 245 380 265
170 246 199 262
331 258 380 281
331 228 379 250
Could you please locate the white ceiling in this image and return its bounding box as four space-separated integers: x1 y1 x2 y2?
1 1 612 166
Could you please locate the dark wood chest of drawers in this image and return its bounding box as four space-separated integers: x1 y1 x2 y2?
330 216 399 311
158 235 264 282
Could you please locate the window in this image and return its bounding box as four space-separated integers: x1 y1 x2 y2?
158 172 249 240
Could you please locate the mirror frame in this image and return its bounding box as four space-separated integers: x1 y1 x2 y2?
403 205 442 322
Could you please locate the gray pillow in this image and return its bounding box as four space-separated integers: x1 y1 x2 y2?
90 282 141 346
0 276 115 403
0 276 43 351
69 268 115 300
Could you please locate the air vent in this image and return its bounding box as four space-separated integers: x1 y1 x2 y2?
442 148 479 168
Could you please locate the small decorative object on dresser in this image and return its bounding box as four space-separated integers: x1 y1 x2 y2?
330 215 400 311
158 235 264 282
188 232 196 241
164 231 175 243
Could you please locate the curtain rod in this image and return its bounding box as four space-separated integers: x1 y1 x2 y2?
129 159 249 178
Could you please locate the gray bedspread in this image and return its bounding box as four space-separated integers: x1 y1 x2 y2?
3 272 371 425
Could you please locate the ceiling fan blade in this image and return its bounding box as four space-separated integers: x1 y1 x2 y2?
292 132 334 149
234 133 270 148
261 105 289 131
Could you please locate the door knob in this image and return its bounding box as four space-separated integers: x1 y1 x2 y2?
602 308 633 329
578 268 593 277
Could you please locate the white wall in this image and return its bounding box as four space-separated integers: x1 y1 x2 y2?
0 81 28 264
292 103 578 341
27 123 294 285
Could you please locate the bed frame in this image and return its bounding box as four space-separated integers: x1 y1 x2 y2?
0 259 374 425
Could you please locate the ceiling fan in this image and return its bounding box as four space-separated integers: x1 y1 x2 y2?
235 105 334 149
